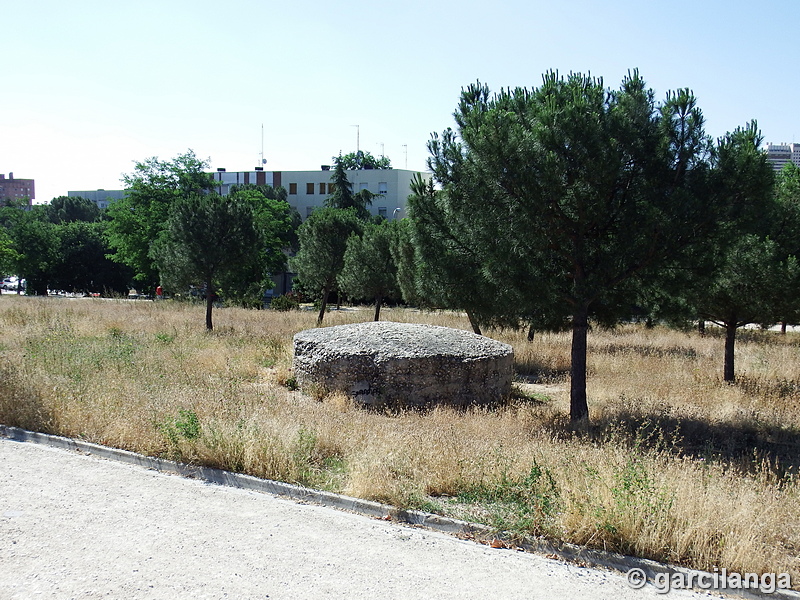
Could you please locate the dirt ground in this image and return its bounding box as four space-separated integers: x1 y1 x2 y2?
0 437 727 600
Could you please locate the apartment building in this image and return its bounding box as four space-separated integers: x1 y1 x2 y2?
0 173 35 205
72 167 430 220
211 166 429 220
67 189 127 209
764 143 800 172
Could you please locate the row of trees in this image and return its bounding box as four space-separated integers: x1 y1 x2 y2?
0 196 131 296
416 73 800 421
0 150 396 331
290 71 800 424
0 151 300 330
3 71 799 424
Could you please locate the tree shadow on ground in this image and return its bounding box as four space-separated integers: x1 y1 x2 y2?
545 394 800 479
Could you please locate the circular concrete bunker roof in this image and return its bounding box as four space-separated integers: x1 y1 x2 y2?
292 321 514 408
294 321 512 361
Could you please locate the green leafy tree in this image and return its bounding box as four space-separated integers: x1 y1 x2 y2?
678 124 780 381
289 207 364 325
46 196 100 224
338 221 400 321
217 186 297 307
106 150 214 290
429 72 717 422
6 207 59 295
50 221 132 295
0 227 19 279
151 192 261 330
325 155 378 220
335 150 391 170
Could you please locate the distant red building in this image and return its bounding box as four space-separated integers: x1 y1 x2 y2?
0 173 35 206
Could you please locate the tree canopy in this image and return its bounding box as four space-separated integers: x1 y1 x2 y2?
324 155 377 220
334 150 391 170
105 150 214 289
289 207 364 324
46 196 101 224
426 71 720 421
152 192 262 330
338 221 400 321
674 124 787 381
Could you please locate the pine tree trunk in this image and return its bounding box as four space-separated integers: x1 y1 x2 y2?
466 311 482 335
317 286 330 326
781 321 788 335
724 321 737 382
205 291 214 331
527 324 535 342
373 295 382 322
570 304 590 422
698 320 705 336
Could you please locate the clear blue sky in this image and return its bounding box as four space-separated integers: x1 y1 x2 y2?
3 0 798 204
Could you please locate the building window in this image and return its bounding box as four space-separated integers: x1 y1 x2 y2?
360 182 369 190
319 182 326 194
306 183 314 194
378 182 388 194
289 183 297 195
378 207 387 218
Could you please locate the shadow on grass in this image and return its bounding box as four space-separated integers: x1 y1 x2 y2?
540 387 800 479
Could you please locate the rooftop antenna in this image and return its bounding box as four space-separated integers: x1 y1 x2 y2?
351 125 360 152
379 142 384 158
259 124 267 166
402 144 408 169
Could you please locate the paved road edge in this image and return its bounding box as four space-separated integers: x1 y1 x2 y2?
2 424 796 600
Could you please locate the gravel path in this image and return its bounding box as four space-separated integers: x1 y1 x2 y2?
0 437 725 599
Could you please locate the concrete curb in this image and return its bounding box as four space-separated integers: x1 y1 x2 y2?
2 424 797 600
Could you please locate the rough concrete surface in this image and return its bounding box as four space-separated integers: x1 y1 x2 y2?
0 437 731 600
293 322 514 407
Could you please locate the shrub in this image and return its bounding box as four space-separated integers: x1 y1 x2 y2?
270 294 300 311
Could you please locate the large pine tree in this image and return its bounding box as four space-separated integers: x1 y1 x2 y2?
428 72 717 421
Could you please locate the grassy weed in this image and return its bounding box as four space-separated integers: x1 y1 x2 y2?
1 296 799 583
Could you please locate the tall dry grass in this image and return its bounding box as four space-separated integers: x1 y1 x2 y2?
1 295 799 584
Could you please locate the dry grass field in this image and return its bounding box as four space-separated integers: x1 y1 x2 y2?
1 295 798 584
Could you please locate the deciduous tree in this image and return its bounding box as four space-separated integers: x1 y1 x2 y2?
335 150 391 170
106 150 214 290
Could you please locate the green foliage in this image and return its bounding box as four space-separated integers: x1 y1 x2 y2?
270 294 300 311
456 461 561 536
160 408 202 456
427 71 717 420
325 155 376 220
289 207 364 324
335 150 391 170
404 173 531 334
51 221 132 294
105 150 214 288
0 227 19 277
45 196 100 224
662 123 784 381
151 192 261 330
338 221 400 320
5 206 60 295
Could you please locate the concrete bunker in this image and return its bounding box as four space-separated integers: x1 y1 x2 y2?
292 321 514 408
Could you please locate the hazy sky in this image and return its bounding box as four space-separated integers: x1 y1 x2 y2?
3 0 799 203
